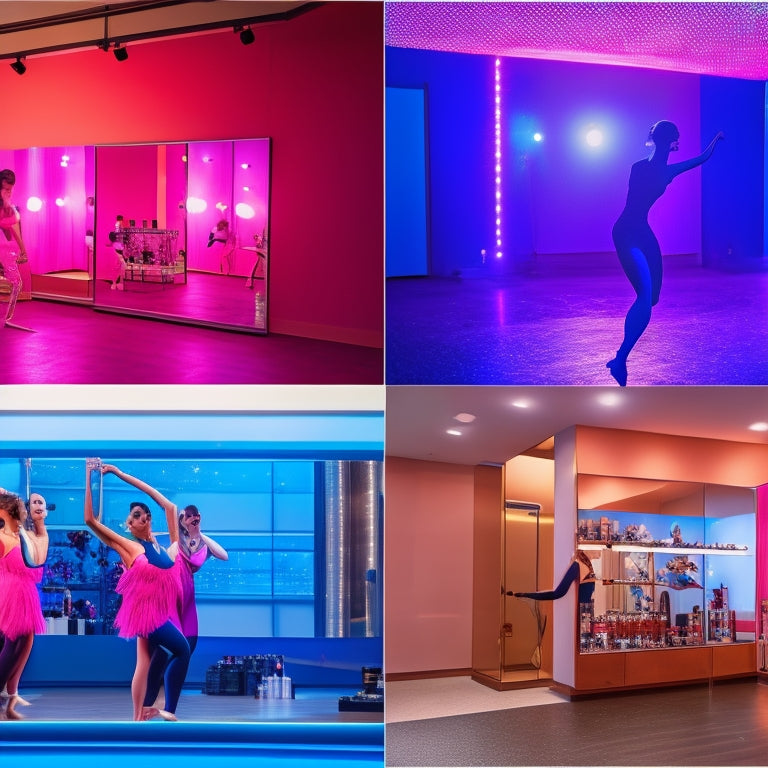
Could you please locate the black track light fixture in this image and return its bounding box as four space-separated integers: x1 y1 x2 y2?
239 26 255 46
113 44 128 62
10 57 26 75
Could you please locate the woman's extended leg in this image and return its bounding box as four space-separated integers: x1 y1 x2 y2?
0 634 32 719
608 246 654 386
146 621 190 717
132 636 152 721
510 561 580 601
0 255 22 326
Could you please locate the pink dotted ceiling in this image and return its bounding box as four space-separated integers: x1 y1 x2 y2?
385 2 768 80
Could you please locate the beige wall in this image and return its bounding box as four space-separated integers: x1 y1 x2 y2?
385 457 475 675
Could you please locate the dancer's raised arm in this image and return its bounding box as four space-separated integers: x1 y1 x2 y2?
101 463 179 544
668 131 724 178
83 460 143 566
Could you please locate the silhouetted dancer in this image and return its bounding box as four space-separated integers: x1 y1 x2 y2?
607 121 724 386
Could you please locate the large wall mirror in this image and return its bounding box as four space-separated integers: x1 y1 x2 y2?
0 139 270 332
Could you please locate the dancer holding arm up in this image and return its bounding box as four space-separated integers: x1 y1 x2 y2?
607 122 724 386
84 459 190 721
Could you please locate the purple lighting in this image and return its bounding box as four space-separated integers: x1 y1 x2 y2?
385 2 768 80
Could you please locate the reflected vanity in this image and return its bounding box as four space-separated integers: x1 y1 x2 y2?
0 138 270 332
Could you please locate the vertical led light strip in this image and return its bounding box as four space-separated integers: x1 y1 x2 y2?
494 58 503 259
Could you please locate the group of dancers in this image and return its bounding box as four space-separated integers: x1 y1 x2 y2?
0 460 227 721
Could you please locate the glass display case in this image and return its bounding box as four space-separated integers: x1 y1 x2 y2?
576 477 756 659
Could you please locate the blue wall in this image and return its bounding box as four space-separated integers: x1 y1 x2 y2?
387 46 764 276
700 76 766 267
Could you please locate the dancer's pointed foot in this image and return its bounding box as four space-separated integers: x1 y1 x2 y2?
606 358 627 387
6 696 25 719
12 694 30 707
141 706 160 721
157 709 178 721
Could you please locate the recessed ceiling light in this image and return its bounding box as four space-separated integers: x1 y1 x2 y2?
749 422 768 432
597 392 622 407
446 429 462 436
454 413 476 423
511 400 529 409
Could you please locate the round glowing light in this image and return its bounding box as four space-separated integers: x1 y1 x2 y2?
511 400 529 409
60 160 68 168
533 132 543 142
454 413 476 423
749 422 768 432
586 128 604 147
495 251 503 259
181 155 188 163
26 197 43 212
215 202 228 212
597 392 622 407
240 163 250 169
185 197 207 214
202 156 213 163
235 202 256 219
446 429 462 436
242 186 250 192
55 197 66 207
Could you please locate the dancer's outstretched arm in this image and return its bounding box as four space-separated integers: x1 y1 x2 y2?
201 533 228 561
668 131 724 178
101 464 179 545
83 461 143 565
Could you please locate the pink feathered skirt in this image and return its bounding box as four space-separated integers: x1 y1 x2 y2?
0 547 45 640
113 554 183 639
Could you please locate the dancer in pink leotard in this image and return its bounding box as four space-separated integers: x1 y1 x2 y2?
144 504 227 709
0 490 48 720
0 169 30 329
84 460 190 721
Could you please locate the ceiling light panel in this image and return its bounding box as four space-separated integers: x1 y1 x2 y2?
385 2 768 80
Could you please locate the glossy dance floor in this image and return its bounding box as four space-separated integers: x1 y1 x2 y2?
0 300 382 384
386 258 768 385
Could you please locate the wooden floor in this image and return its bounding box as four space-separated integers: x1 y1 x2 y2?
3 686 382 724
386 678 768 766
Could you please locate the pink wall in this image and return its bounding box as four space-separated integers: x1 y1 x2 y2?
0 2 383 347
385 457 475 675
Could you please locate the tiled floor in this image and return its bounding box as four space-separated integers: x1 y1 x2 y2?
385 677 564 723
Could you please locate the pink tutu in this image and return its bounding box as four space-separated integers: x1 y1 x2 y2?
114 554 182 639
0 547 45 640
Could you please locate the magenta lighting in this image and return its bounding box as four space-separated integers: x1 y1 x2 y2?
385 3 768 80
493 57 502 259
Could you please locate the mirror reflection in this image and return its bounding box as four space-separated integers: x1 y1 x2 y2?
94 139 270 331
0 145 96 302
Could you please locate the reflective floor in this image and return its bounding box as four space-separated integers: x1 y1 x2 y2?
386 257 768 385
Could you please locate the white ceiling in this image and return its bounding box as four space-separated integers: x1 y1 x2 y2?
0 1 311 58
386 387 768 466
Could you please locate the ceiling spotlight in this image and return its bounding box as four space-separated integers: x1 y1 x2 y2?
113 44 128 62
10 57 26 75
239 27 255 45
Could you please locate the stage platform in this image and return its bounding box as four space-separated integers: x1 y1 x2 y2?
0 687 384 767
